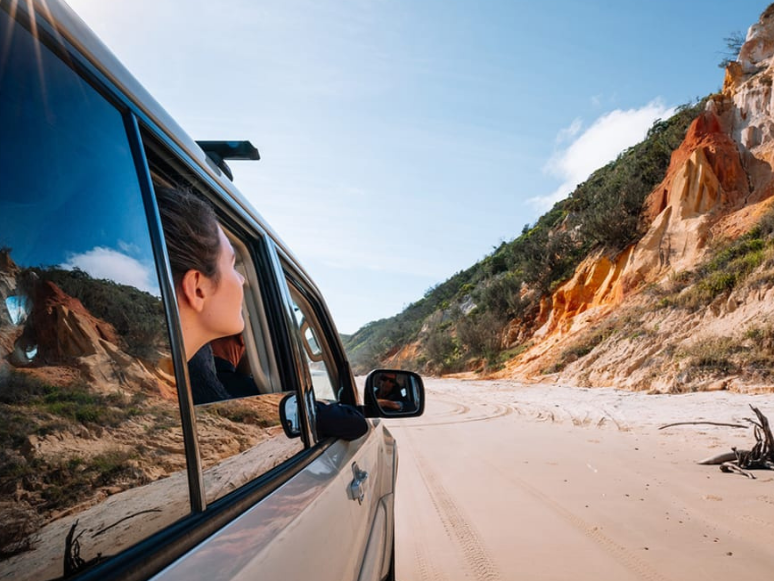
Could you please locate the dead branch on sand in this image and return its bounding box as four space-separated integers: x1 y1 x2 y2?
698 406 774 479
659 421 748 430
698 451 738 465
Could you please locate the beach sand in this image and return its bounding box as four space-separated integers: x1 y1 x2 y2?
387 378 774 580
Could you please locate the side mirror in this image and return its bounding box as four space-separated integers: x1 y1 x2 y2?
279 392 302 438
364 369 425 418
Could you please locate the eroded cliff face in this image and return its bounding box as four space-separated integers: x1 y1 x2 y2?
499 7 774 391
529 109 762 343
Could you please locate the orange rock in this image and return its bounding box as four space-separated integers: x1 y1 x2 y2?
537 107 757 344
723 62 744 96
29 281 118 362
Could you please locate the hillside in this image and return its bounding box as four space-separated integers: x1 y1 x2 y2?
344 4 774 394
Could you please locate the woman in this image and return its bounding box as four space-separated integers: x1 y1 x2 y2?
156 187 245 361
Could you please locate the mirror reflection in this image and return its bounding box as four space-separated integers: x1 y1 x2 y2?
372 371 420 415
281 392 301 437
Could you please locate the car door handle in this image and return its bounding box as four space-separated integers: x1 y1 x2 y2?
348 462 369 504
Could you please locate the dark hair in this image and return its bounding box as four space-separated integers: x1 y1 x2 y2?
155 187 221 289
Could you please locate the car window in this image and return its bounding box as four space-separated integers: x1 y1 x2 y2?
141 140 308 504
287 280 338 403
190 232 303 504
0 11 189 580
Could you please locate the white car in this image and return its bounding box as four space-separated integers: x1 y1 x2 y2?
0 1 424 580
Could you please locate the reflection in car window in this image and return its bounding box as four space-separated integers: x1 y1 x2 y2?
287 283 337 402
184 229 302 504
0 12 188 580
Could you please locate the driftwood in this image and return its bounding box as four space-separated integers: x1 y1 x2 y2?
659 421 748 430
719 461 756 479
698 451 738 465
697 405 774 478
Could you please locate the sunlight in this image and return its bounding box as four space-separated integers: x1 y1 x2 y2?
23 0 51 119
0 0 19 76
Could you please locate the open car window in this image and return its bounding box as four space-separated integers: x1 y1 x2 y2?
144 144 306 505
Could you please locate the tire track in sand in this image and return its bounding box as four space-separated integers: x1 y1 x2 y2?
401 446 445 581
406 431 502 581
409 397 511 428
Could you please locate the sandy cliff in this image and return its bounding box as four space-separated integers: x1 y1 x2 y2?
492 7 774 391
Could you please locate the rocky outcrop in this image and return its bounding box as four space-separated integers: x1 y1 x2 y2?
719 5 774 180
0 251 177 400
383 341 422 369
626 111 751 282
535 248 630 338
531 108 757 342
27 280 118 362
0 251 23 354
9 280 168 396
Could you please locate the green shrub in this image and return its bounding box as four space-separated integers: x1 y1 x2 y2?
1 370 137 428
681 337 741 375
666 217 773 310
457 310 504 359
90 449 136 484
477 273 524 320
39 382 127 426
424 328 461 372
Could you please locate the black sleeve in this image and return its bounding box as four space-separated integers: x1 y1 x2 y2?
315 401 368 441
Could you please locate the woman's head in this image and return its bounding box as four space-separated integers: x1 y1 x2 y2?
156 187 245 360
155 187 221 290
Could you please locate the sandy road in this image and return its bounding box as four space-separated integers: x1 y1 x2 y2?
385 379 774 581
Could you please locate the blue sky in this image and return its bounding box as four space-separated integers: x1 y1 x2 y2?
67 0 767 334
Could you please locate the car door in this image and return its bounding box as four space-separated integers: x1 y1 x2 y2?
281 268 394 581
148 246 394 581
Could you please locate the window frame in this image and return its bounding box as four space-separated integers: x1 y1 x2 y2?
138 133 325 479
277 253 360 438
287 278 340 402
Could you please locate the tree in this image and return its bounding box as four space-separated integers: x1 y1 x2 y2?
718 31 745 69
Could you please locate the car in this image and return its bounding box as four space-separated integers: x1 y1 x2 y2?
0 1 424 580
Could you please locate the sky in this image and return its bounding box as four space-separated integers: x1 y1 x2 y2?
66 0 768 334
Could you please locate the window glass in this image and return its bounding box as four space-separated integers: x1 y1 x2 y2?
184 231 302 504
288 283 338 402
0 12 188 581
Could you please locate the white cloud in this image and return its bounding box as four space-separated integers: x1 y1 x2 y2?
118 240 141 255
529 99 675 212
61 247 159 295
555 118 583 144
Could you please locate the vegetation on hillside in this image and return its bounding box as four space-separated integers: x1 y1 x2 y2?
345 98 709 374
27 267 167 359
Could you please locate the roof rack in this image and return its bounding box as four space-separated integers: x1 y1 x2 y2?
196 140 260 181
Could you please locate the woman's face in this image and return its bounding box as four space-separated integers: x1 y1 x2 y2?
200 226 245 340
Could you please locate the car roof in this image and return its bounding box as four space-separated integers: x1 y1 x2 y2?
23 0 318 291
